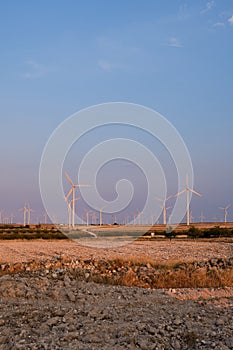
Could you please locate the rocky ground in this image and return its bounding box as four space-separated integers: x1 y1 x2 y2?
0 240 232 349
0 270 232 350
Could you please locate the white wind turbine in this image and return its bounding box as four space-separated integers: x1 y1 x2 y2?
19 203 28 226
91 212 97 225
155 195 173 225
84 209 92 226
136 210 141 225
219 204 230 224
65 172 89 228
10 213 14 224
99 207 105 226
189 210 194 224
199 212 205 223
43 212 48 224
176 176 201 226
27 203 34 225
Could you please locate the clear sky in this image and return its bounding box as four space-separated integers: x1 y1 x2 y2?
0 0 233 224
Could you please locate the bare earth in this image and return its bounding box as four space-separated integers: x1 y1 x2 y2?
0 239 232 349
0 239 232 264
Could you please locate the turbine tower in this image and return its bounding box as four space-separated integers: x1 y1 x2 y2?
99 207 105 226
10 213 14 224
19 203 28 226
176 175 201 226
84 209 92 226
65 172 89 228
155 195 172 225
219 204 230 224
43 212 48 224
27 203 34 225
66 197 80 227
199 212 205 223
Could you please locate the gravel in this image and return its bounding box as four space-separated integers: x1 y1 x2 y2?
0 269 232 350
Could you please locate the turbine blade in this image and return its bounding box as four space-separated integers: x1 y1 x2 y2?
166 195 173 201
226 204 231 209
65 172 74 186
189 188 201 196
175 189 186 197
65 188 73 201
155 196 163 203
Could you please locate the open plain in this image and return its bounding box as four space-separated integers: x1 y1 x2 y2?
0 235 233 349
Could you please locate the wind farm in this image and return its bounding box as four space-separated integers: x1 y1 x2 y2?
1 172 233 243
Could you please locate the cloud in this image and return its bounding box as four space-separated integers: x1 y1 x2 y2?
228 15 233 25
201 1 215 14
177 4 190 20
164 37 183 48
98 60 113 72
98 59 127 72
213 22 225 27
21 60 50 79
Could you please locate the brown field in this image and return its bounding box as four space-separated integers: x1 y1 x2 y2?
0 235 232 265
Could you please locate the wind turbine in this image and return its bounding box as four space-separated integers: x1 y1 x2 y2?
136 210 141 225
84 209 92 226
199 212 205 223
176 176 201 226
27 203 34 225
10 213 14 224
65 172 89 228
19 203 28 226
91 212 97 225
155 195 172 225
0 211 3 224
212 214 218 223
99 207 105 226
190 210 194 224
219 204 230 224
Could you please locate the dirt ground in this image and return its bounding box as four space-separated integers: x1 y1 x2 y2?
0 239 232 264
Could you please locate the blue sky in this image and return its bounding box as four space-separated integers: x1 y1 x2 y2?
0 0 233 224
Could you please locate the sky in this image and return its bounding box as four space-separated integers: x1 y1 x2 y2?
0 0 233 224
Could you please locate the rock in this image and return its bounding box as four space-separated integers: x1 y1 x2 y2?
0 335 8 344
216 318 225 326
66 290 76 302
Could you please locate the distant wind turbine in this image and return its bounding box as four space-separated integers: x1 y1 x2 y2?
219 204 231 224
19 203 28 226
189 210 194 224
65 172 89 228
84 209 92 226
175 176 201 226
91 212 97 225
43 212 48 224
27 203 34 225
99 207 105 226
155 195 172 225
10 213 14 224
212 214 218 223
199 212 205 223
